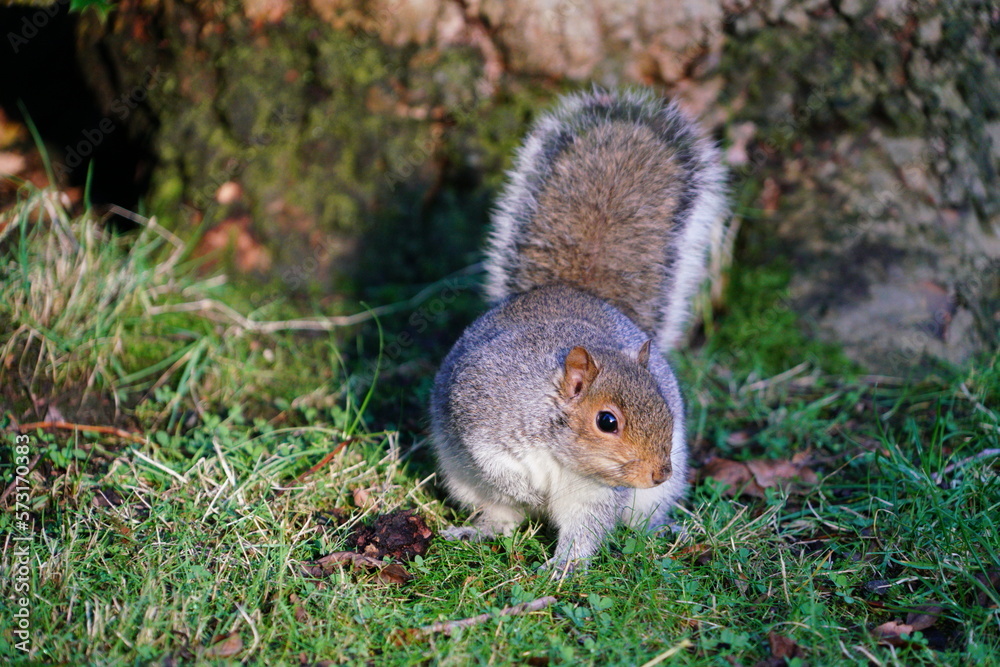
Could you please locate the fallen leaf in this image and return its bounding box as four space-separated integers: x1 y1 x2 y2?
204 633 243 658
192 215 272 274
699 458 759 496
872 619 914 646
289 593 309 623
678 543 715 565
352 487 373 508
871 611 944 649
700 455 818 498
974 570 1000 608
378 563 413 585
746 457 819 489
905 605 944 632
768 631 805 659
301 551 413 586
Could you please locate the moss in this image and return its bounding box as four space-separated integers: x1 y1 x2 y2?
720 18 914 137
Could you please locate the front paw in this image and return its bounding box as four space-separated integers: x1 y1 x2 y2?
539 556 587 579
440 525 488 542
651 517 689 539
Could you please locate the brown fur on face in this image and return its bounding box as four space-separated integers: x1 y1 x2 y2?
558 345 674 488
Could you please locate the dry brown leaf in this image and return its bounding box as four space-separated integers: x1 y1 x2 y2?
747 458 819 488
678 543 715 566
289 593 309 623
873 619 914 646
767 631 805 659
193 215 272 273
204 632 243 658
352 487 373 508
871 612 943 648
377 563 413 585
974 570 1000 608
301 551 412 586
905 605 944 632
700 455 818 498
301 551 381 577
699 458 760 496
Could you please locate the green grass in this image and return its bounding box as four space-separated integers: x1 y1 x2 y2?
1 188 999 665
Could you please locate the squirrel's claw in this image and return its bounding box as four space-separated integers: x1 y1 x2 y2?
539 556 587 579
440 525 491 542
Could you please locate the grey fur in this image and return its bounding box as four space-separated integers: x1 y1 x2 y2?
432 89 726 575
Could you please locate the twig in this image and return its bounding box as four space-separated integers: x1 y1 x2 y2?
932 448 1000 483
311 551 384 570
146 263 482 335
638 639 695 667
741 361 811 394
101 206 187 287
0 454 41 505
106 204 183 247
855 374 907 386
301 551 415 583
17 421 147 444
418 596 558 636
132 450 188 484
294 438 358 485
959 382 1000 424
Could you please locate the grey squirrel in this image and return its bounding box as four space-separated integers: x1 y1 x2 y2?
430 88 727 575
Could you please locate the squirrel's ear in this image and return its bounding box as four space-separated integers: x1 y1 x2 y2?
562 346 598 399
636 340 651 367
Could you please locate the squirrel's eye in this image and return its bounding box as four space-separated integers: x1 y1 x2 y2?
596 411 618 433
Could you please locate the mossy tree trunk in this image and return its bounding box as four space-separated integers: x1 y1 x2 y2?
65 0 996 370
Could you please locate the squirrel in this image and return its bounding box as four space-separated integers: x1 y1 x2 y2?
430 88 727 575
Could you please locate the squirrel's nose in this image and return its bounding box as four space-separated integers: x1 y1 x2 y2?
651 465 672 486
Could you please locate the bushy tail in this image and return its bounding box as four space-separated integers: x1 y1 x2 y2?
483 88 728 350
